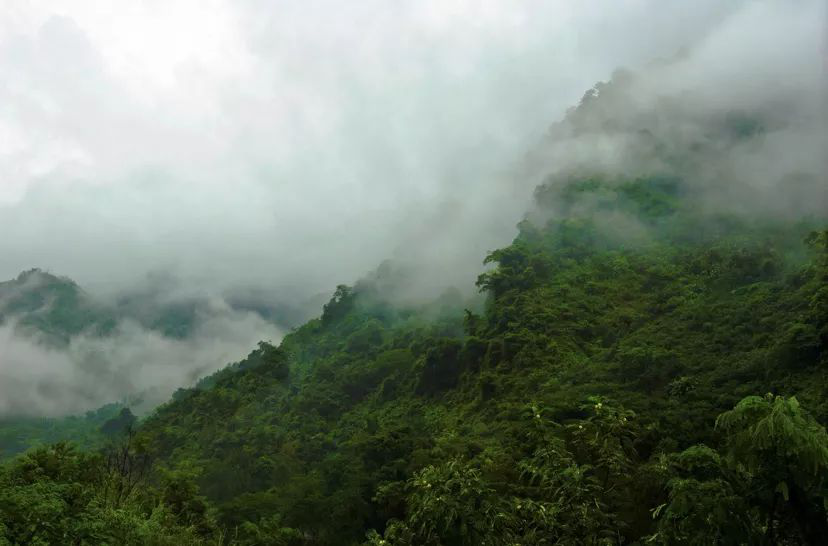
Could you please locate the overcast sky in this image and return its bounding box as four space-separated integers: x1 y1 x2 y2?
1 0 825 416
0 0 773 301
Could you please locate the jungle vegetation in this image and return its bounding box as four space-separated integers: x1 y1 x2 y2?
1 71 826 544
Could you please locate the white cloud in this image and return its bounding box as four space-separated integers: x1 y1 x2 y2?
0 305 281 417
0 0 752 295
0 0 824 416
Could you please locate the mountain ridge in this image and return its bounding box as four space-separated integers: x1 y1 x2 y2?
0 59 826 544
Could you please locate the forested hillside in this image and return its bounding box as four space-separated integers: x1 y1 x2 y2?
131 175 827 544
0 270 117 347
1 64 826 544
0 269 302 347
0 266 301 443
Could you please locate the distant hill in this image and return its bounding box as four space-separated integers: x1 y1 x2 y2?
0 269 116 346
0 268 321 347
0 269 305 457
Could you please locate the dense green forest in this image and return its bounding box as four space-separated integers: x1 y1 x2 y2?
0 404 123 460
1 72 827 544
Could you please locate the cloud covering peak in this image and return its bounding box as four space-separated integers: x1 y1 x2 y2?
0 1 825 417
0 0 775 298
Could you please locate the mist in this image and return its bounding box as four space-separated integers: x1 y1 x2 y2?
0 307 280 417
0 0 753 297
522 0 827 224
0 0 825 416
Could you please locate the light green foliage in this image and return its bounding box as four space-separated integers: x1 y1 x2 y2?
377 459 509 546
0 443 221 545
568 397 637 487
515 401 630 545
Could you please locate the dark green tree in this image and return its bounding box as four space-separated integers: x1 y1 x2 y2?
715 394 828 543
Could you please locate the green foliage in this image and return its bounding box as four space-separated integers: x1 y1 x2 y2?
0 403 124 461
119 179 825 544
0 269 116 346
416 339 463 396
649 445 757 545
0 443 218 545
322 285 356 327
716 394 828 480
101 407 138 438
650 394 828 544
376 459 508 546
3 171 827 543
716 394 828 542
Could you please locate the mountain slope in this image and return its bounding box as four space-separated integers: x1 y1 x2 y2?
1 61 826 545
134 172 827 543
0 269 116 346
132 65 827 544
